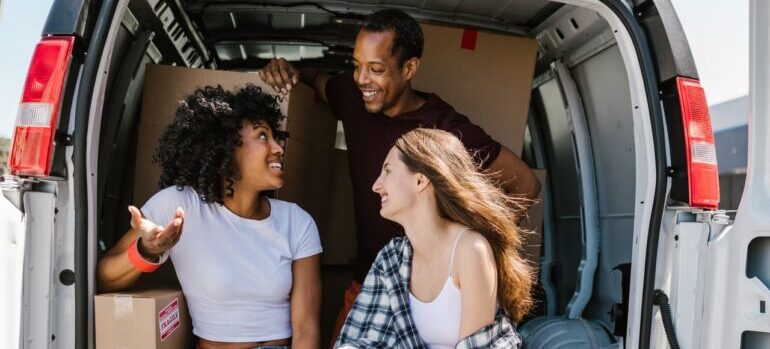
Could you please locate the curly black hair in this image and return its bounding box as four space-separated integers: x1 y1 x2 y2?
362 9 424 66
153 84 286 204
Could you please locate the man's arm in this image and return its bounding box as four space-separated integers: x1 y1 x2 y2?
258 58 332 103
486 145 542 202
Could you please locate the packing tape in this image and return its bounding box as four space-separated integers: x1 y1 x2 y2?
113 295 134 319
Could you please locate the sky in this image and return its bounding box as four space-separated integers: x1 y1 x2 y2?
0 0 56 138
671 0 749 105
0 1 751 138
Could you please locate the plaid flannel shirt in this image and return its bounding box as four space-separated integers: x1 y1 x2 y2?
335 237 522 349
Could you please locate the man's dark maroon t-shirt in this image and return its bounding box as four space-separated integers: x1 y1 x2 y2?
324 73 502 281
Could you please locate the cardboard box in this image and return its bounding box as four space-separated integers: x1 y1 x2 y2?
95 289 192 349
322 150 357 265
412 24 537 156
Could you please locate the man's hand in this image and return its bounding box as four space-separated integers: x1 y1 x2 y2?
128 205 184 259
258 58 300 95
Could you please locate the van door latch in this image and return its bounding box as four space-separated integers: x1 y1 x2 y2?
695 210 731 225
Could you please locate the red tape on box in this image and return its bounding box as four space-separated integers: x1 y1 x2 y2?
461 29 478 50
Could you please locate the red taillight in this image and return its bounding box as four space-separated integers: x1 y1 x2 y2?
9 36 75 177
676 77 720 209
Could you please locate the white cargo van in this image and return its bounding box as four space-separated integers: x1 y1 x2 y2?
2 0 768 348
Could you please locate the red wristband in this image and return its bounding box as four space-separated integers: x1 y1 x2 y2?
127 238 162 273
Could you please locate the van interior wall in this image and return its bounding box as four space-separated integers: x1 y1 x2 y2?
531 41 636 328
97 13 162 254
532 78 583 311
568 45 636 325
98 0 207 264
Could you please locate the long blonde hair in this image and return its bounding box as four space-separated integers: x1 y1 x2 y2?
394 128 534 322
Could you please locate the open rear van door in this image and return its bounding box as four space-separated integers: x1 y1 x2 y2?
700 1 770 347
0 3 87 344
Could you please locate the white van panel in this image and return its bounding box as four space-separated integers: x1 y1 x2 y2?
649 215 710 349
21 191 56 348
700 1 770 347
0 194 24 348
3 184 77 349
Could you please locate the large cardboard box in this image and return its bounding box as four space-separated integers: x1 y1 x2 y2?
95 289 192 349
413 24 537 156
322 150 357 265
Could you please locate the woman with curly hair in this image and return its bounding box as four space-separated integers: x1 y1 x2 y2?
97 84 322 349
335 128 533 349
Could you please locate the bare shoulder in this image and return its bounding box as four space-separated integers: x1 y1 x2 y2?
456 230 494 261
454 230 496 281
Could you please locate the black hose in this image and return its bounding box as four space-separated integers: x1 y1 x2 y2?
653 289 680 349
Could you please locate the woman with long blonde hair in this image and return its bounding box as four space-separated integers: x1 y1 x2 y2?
336 128 534 349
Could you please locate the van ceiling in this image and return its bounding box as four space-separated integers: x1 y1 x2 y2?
179 0 563 69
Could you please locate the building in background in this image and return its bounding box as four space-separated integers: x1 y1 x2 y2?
0 136 9 176
711 95 748 210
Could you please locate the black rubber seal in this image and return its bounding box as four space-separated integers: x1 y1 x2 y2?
73 0 120 347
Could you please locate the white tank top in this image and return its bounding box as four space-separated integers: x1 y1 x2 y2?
409 229 468 349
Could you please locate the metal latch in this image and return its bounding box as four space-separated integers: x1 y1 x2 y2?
695 210 731 225
1 175 25 211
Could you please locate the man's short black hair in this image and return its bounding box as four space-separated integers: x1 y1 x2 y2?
361 9 424 66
